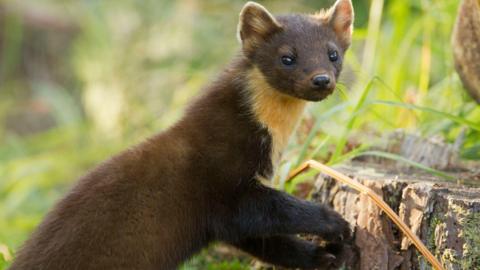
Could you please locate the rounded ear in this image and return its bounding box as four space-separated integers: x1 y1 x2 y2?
328 0 354 48
237 1 282 54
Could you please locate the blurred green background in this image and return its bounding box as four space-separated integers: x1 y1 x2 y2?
0 0 479 269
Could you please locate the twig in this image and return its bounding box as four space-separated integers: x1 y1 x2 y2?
287 159 445 270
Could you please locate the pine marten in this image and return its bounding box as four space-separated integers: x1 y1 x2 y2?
10 1 354 269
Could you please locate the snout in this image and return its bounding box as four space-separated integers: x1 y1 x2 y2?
311 74 335 90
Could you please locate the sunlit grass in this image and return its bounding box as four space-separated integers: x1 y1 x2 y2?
280 1 479 216
0 0 478 269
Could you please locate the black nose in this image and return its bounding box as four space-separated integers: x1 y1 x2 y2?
312 74 331 88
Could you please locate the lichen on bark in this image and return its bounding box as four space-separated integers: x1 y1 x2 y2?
311 163 480 270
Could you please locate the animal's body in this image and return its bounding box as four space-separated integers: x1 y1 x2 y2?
10 1 354 269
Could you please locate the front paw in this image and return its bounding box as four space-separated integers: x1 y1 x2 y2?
317 207 352 243
312 244 348 270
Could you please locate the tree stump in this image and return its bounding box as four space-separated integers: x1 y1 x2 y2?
452 0 480 104
312 162 480 270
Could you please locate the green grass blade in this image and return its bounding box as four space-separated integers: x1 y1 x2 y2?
355 150 456 181
330 78 377 162
328 144 369 165
295 103 348 166
306 135 331 161
335 83 349 101
373 100 480 131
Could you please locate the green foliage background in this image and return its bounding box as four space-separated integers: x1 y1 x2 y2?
0 0 478 268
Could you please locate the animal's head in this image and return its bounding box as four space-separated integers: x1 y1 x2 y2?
238 0 354 101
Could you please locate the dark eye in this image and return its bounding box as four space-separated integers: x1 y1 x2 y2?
281 55 295 66
328 50 339 62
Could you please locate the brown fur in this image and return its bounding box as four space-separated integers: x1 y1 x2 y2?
10 1 354 269
237 2 282 54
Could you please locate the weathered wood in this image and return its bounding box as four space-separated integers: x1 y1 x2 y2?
312 163 480 270
452 0 480 104
380 131 460 170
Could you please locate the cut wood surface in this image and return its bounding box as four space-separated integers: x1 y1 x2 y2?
312 162 480 270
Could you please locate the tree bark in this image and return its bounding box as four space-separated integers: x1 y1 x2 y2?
312 163 480 270
452 0 480 104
